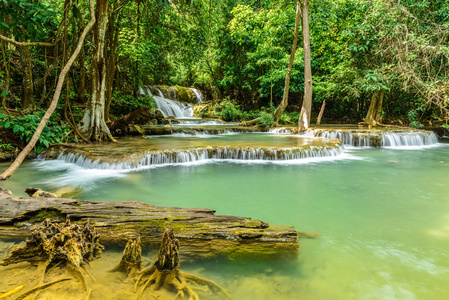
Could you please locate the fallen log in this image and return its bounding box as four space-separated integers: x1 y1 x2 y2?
0 188 298 260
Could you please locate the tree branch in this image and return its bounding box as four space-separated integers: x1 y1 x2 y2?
0 0 96 181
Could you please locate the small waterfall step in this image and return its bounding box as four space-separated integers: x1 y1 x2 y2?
312 129 438 147
268 127 439 147
56 144 343 170
41 134 343 170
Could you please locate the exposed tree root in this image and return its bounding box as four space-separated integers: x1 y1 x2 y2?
1 218 103 299
133 227 232 300
239 118 260 127
14 278 71 300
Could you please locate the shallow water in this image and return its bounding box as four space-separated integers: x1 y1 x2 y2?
1 138 449 299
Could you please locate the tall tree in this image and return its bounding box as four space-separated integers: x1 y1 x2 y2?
297 0 312 131
78 0 116 141
273 0 301 123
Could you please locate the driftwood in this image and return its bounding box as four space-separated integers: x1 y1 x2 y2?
0 188 298 260
135 227 232 300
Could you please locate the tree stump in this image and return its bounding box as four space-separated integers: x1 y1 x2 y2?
135 226 232 300
110 236 142 278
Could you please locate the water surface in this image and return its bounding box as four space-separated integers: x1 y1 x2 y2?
1 140 448 299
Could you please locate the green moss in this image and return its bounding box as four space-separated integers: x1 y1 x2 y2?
22 208 65 222
175 86 193 103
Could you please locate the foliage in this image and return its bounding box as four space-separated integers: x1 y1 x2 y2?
109 93 156 117
0 0 57 41
0 139 13 150
257 111 275 128
0 112 70 153
218 100 242 122
2 0 449 127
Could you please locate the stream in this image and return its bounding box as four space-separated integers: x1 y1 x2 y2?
1 135 448 299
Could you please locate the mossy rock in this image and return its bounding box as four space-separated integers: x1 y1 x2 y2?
193 103 219 118
175 86 194 103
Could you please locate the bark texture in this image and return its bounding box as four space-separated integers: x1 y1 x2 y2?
298 0 312 131
364 90 385 126
78 0 115 141
0 189 299 260
316 100 326 125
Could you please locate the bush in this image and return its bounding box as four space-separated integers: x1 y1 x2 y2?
0 112 71 153
218 100 243 122
257 111 275 128
110 92 156 117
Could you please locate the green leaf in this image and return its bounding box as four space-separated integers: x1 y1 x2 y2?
4 122 11 129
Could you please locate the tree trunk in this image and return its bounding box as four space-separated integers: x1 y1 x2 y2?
76 14 86 104
298 0 312 131
0 0 96 181
364 90 385 126
316 100 325 125
78 0 115 141
20 45 34 113
272 0 301 123
105 14 119 122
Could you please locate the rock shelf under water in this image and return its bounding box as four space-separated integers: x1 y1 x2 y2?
42 134 342 169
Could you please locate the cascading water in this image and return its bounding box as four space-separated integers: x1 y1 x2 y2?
192 88 203 103
313 130 372 147
381 131 439 147
139 85 193 119
56 144 343 170
312 129 439 148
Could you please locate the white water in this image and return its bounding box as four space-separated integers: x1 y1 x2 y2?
313 130 439 148
381 131 439 148
192 88 203 103
153 96 194 118
54 145 344 171
314 130 373 147
139 85 194 118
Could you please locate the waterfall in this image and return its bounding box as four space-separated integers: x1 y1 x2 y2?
57 145 343 170
192 89 203 103
153 96 194 118
269 128 291 134
314 131 372 147
139 86 193 118
381 131 439 147
312 130 438 147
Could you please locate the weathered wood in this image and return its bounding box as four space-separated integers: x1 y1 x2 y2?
0 189 298 259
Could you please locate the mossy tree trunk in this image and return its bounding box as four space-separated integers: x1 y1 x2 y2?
364 90 385 126
78 0 114 142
